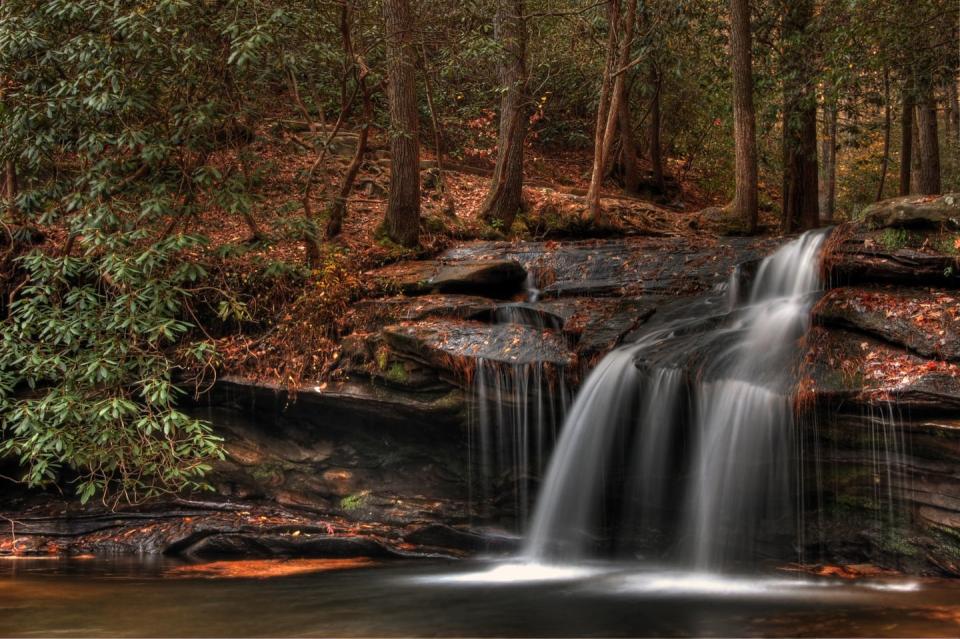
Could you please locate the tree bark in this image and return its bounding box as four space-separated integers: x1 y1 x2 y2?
647 65 665 195
916 78 941 195
910 105 922 192
382 0 420 247
899 87 914 196
479 0 528 230
599 0 638 182
618 91 641 194
818 103 837 222
728 0 758 232
947 76 960 145
326 78 372 239
876 69 891 202
780 0 819 233
586 0 621 222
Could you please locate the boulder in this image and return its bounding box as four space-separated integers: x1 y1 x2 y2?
814 287 960 361
863 193 960 230
365 259 527 298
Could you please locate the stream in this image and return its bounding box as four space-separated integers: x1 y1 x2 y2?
1 558 959 637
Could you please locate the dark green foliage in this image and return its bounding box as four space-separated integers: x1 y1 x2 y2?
0 0 256 503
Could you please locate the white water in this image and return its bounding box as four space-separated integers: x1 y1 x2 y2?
524 230 830 569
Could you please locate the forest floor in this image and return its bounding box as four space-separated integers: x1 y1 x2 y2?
165 115 790 392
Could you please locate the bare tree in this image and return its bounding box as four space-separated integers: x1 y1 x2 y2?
480 0 529 230
899 84 914 196
586 0 621 222
647 64 665 195
728 0 758 233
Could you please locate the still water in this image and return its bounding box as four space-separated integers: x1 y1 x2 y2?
1 558 958 637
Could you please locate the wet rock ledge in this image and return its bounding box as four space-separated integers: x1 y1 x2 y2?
802 193 960 575
1 234 777 559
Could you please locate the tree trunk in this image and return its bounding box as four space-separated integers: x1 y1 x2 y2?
618 92 641 194
916 78 941 195
479 0 528 230
586 0 621 222
818 103 837 222
899 87 914 196
382 0 420 247
910 105 922 192
326 78 372 239
876 69 891 202
599 0 638 179
728 0 758 233
947 76 960 145
780 0 819 233
647 65 665 195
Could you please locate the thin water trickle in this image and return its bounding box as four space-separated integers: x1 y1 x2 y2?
525 230 831 570
468 358 570 529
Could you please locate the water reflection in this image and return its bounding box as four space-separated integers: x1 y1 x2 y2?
0 558 955 637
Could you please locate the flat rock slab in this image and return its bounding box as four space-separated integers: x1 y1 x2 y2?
863 193 960 230
800 326 960 413
814 287 960 361
352 294 497 328
443 236 779 298
0 499 507 559
366 259 527 297
383 320 575 371
826 226 960 287
495 297 660 360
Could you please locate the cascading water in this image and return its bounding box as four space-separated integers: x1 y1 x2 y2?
468 359 570 527
524 230 830 570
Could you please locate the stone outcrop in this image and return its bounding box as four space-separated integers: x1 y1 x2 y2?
364 259 527 297
862 193 960 230
814 288 960 362
805 202 960 574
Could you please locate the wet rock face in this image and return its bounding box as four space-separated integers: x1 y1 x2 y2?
814 288 960 362
807 212 960 574
1 235 783 561
384 320 576 371
444 236 778 298
801 326 960 413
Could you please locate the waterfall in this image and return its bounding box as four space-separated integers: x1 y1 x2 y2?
524 230 830 570
468 359 570 528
